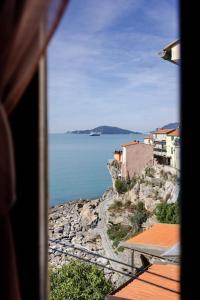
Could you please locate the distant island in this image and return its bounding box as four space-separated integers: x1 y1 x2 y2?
66 125 142 135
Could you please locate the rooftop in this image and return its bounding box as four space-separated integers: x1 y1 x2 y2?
144 134 153 139
167 129 180 137
162 39 180 51
114 264 180 300
124 224 179 249
154 129 175 135
121 140 140 147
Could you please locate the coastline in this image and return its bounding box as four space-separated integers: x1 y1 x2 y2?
49 196 104 209
48 189 131 288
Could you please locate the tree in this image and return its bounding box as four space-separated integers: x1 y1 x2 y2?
50 260 112 300
155 202 179 224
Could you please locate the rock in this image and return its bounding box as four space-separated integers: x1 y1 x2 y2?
96 257 108 266
54 226 64 234
64 224 71 234
80 207 99 228
50 213 60 221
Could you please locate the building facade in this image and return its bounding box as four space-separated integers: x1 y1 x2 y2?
153 128 174 165
144 134 153 145
121 141 153 179
166 129 180 169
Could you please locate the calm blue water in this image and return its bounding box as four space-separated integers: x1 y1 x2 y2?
49 133 144 206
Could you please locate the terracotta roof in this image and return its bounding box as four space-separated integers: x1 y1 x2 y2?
125 224 179 248
167 129 180 137
121 141 140 147
114 264 180 300
154 129 175 134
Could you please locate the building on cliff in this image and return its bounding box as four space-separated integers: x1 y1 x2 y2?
166 129 180 170
111 141 153 180
153 128 180 169
120 141 153 179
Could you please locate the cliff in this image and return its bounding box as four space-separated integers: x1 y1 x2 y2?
107 164 180 229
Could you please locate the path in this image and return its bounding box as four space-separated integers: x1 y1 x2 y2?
95 190 131 272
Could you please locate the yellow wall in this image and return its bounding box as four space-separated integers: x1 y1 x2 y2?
114 153 122 162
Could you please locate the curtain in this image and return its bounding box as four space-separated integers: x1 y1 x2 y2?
0 1 69 299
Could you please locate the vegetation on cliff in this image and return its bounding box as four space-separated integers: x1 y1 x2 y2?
107 202 149 248
155 202 180 224
115 177 136 194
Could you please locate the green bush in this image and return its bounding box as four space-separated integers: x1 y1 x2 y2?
115 176 137 194
50 260 112 300
130 202 149 231
115 179 128 193
155 202 180 224
107 224 132 248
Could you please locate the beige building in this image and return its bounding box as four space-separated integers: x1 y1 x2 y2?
144 134 153 145
166 129 180 169
121 141 153 179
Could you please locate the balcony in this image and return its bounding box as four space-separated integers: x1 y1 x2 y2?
153 149 167 157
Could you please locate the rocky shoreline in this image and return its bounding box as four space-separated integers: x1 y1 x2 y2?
48 195 132 288
49 165 179 289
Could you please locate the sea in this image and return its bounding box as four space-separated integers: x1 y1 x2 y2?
49 133 145 206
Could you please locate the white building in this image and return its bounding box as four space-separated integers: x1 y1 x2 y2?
153 128 175 165
144 134 153 145
166 129 180 169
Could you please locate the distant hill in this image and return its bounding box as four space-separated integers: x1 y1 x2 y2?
162 122 180 129
66 125 142 135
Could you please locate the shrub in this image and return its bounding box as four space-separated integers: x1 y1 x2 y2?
129 177 137 189
145 167 155 178
130 202 149 231
108 201 123 211
155 202 180 224
115 179 128 193
107 224 132 248
50 260 112 300
117 246 125 252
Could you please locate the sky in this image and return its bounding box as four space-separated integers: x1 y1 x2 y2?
48 0 179 133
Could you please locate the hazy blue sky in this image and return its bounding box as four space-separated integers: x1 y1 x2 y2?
48 0 179 133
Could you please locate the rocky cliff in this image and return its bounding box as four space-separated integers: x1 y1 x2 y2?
107 163 180 229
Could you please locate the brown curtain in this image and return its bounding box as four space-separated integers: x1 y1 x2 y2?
0 1 69 299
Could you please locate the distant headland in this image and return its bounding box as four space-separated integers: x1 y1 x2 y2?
66 125 142 135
